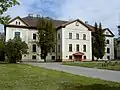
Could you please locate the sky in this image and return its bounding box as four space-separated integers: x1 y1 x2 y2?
1 0 120 37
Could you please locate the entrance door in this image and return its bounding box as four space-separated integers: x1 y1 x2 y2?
75 55 82 61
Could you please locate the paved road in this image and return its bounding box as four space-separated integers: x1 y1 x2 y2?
25 62 120 83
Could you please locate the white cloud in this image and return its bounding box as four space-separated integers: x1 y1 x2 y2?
58 0 120 37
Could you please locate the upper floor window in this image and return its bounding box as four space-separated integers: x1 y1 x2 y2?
106 32 109 35
33 33 36 40
106 39 109 44
58 34 60 40
69 33 72 39
16 21 18 25
52 46 55 52
69 44 72 52
32 44 36 52
76 44 79 51
76 33 79 40
83 45 86 52
58 45 60 52
83 34 86 40
75 21 79 26
107 48 110 54
19 22 20 25
15 32 20 37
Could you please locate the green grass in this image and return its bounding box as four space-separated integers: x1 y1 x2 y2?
0 64 120 90
62 62 120 71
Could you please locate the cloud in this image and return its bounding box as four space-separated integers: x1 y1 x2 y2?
0 0 120 37
58 0 120 37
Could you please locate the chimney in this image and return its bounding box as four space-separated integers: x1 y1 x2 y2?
85 21 88 24
28 14 33 18
36 14 40 18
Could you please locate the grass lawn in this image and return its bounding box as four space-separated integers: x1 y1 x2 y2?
0 64 120 90
62 62 120 71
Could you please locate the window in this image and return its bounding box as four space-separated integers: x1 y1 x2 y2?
32 55 36 59
107 56 110 60
15 32 20 37
84 56 86 59
33 33 36 40
76 44 79 51
106 39 109 44
32 44 36 52
69 56 72 59
76 33 79 40
106 32 109 35
52 46 55 52
69 33 72 39
75 21 79 26
83 34 86 40
16 21 18 25
83 45 86 52
58 45 60 52
58 34 60 40
19 22 20 25
69 44 72 52
52 56 55 60
107 48 110 53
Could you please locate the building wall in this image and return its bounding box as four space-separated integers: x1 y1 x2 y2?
5 19 56 62
102 37 114 60
117 43 120 59
61 21 92 61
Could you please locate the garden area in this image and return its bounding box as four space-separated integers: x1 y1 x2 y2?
62 61 120 71
0 64 120 90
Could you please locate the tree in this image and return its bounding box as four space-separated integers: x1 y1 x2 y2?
0 0 19 24
92 23 106 60
98 23 106 59
37 17 55 62
5 37 28 63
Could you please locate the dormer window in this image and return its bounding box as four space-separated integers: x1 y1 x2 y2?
106 32 109 35
75 21 79 26
19 22 20 25
16 21 18 25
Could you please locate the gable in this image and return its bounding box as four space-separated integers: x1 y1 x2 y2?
8 16 29 26
57 19 92 31
65 21 89 31
104 28 114 37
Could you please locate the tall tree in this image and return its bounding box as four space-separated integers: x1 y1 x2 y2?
92 23 106 60
92 23 99 60
98 23 106 59
0 0 19 24
37 17 55 62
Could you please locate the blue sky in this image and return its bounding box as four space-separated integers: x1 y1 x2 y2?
1 0 120 37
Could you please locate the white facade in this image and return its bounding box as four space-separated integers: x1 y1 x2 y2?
57 21 92 61
5 16 114 62
117 43 120 59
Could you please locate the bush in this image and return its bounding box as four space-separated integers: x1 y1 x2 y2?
5 37 28 63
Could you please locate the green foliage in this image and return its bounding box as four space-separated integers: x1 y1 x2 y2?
37 17 55 62
92 23 106 60
5 37 28 63
0 0 19 24
0 35 5 61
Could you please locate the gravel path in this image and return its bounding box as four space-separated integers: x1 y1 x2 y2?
25 62 120 83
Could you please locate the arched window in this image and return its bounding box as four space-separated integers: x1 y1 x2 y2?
83 34 86 40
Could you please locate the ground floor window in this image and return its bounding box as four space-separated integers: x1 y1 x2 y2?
107 56 110 60
52 56 55 60
84 56 86 59
32 55 36 59
69 55 72 59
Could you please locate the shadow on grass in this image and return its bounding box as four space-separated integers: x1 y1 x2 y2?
59 82 120 90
